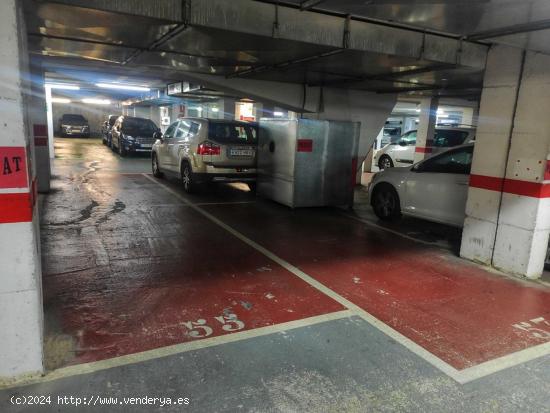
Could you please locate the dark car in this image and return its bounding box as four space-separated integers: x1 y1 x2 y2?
111 116 159 157
101 114 118 147
58 114 90 137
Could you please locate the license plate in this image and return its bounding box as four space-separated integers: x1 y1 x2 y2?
140 144 152 148
229 148 253 157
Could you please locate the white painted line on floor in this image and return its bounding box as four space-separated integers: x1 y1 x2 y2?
341 212 445 248
455 341 550 384
193 201 256 206
144 174 550 384
1 310 353 390
142 175 460 381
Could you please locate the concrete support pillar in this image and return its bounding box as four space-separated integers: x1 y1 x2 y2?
219 98 236 120
0 0 44 380
413 97 439 163
45 85 54 159
461 45 550 279
27 60 51 193
134 106 150 119
149 106 161 129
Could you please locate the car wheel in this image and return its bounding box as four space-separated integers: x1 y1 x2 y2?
152 154 163 178
181 162 196 193
378 155 394 170
372 184 401 221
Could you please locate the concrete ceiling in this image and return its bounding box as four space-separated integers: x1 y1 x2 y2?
24 0 503 101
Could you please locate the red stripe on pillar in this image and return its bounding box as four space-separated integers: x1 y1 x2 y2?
34 137 48 146
544 160 550 181
469 174 503 192
351 157 358 188
0 192 33 223
33 124 47 136
502 179 550 198
415 147 433 153
469 174 550 198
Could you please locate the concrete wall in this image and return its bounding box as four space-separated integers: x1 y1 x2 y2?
52 102 123 136
0 0 44 381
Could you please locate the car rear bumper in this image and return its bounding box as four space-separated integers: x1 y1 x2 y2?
195 172 257 183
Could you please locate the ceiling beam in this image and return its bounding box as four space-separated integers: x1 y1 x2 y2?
300 0 326 11
27 32 247 66
307 63 457 87
467 19 550 41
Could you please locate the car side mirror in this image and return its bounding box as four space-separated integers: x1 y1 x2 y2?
153 131 163 141
413 163 424 172
399 140 407 147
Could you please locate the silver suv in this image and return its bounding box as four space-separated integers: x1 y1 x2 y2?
151 118 258 192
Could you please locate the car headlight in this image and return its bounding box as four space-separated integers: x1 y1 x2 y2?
125 135 134 142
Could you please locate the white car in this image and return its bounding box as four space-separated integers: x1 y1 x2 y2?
373 127 475 169
368 144 474 227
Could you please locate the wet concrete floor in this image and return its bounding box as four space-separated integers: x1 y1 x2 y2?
3 136 548 412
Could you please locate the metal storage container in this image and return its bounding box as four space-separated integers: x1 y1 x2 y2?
257 118 360 208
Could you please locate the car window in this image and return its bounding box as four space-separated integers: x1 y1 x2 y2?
176 120 191 138
189 122 200 136
418 146 474 174
122 118 158 134
400 130 417 146
433 130 469 147
62 114 86 122
176 121 189 139
208 122 257 144
164 122 178 139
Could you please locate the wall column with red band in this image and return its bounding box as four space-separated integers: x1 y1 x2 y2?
27 61 51 193
0 0 45 380
413 97 438 163
460 45 550 279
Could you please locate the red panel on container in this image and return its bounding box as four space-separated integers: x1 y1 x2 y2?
297 139 313 152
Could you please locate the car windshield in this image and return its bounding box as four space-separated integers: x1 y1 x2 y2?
433 130 470 147
122 118 158 134
62 115 86 122
208 122 257 144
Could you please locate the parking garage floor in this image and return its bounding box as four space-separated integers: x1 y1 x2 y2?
2 137 550 412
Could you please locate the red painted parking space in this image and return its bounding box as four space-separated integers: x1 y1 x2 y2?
201 202 550 370
42 174 343 365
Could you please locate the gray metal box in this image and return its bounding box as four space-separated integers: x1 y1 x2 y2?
257 118 360 208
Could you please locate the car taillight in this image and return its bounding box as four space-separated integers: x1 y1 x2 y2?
197 141 221 155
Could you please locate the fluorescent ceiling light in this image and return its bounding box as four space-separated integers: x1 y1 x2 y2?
415 108 421 113
273 111 284 117
45 83 80 90
51 97 71 103
82 98 111 105
195 107 203 112
96 83 150 92
211 107 219 112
